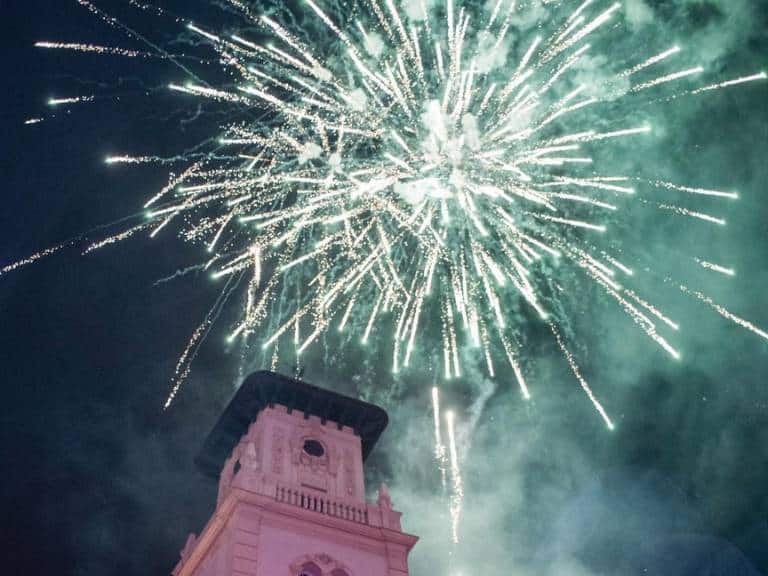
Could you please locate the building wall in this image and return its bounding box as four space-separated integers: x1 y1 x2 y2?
187 528 231 576
185 500 404 576
221 405 366 505
174 401 417 576
255 511 390 575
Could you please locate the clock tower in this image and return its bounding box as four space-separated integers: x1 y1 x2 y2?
172 371 418 576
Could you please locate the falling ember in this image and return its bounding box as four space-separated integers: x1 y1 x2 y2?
35 41 146 58
432 387 448 490
82 223 153 254
549 322 615 431
655 203 727 226
105 155 159 165
650 180 740 200
679 285 768 342
4 0 763 422
691 72 768 94
1 241 73 276
432 387 444 451
445 410 464 544
695 258 736 277
47 95 95 107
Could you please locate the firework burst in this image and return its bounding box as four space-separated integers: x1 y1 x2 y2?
15 0 767 424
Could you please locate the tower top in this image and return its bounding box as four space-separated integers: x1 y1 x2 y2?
195 370 389 479
173 371 417 576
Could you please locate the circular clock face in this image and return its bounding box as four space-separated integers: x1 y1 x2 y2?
302 439 325 457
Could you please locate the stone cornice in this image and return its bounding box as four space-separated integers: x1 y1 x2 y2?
173 488 418 576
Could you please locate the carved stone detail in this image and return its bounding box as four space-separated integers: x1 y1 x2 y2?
343 448 355 497
244 422 262 472
289 552 352 576
272 428 286 474
292 425 332 491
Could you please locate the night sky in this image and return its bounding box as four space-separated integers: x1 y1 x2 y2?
2 1 768 575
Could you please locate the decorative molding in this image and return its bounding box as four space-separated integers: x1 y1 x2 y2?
272 428 286 474
343 449 354 497
289 552 352 576
242 420 263 472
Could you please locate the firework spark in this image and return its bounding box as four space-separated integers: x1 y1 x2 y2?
10 0 767 424
35 41 147 58
445 409 464 544
47 95 95 107
695 258 736 277
432 386 448 489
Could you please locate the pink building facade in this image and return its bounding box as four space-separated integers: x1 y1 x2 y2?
172 372 418 576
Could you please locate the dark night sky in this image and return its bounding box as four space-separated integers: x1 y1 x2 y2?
1 1 768 575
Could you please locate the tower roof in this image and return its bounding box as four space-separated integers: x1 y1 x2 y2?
195 371 389 479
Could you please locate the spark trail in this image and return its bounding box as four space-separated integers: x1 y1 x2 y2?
13 0 767 424
445 409 464 545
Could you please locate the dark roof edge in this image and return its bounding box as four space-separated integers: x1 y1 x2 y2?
195 371 389 479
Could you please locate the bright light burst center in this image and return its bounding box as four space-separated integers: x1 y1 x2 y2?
22 0 767 424
139 0 767 420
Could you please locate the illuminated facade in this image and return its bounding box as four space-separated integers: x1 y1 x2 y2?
172 371 418 576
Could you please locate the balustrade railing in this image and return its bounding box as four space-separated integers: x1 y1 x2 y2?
275 484 369 525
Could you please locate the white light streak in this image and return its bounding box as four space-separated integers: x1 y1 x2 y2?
12 0 766 423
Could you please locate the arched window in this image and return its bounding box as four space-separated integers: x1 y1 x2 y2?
298 562 322 576
290 554 352 576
